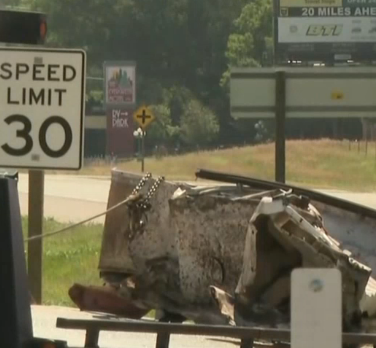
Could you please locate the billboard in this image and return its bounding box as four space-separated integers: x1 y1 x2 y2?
274 0 376 62
103 61 136 106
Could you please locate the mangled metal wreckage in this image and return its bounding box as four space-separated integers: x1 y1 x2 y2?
73 169 376 332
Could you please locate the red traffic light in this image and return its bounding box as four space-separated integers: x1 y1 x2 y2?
0 9 47 45
40 18 47 41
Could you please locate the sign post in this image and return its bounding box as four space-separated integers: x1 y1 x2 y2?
0 47 86 303
133 105 156 172
275 70 286 183
28 170 44 304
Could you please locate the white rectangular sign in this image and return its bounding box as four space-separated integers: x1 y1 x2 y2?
230 67 376 119
291 268 342 348
0 47 86 170
278 16 376 43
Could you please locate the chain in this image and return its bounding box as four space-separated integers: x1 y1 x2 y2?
138 176 165 210
131 172 152 196
127 175 165 240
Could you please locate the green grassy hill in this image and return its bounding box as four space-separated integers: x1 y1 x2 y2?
79 139 376 192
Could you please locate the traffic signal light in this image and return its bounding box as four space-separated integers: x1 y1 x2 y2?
0 9 47 45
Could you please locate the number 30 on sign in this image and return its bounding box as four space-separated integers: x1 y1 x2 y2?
0 47 86 170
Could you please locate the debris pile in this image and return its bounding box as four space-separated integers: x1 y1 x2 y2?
72 169 376 333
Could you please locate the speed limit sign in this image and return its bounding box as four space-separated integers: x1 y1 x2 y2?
0 47 86 170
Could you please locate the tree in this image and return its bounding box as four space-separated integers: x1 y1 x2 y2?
19 0 282 146
180 99 220 147
220 0 273 89
147 104 180 148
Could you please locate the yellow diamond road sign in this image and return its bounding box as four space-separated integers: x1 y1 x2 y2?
133 106 155 129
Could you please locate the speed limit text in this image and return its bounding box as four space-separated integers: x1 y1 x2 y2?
0 62 77 107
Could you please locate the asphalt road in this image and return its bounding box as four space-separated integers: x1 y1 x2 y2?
18 173 110 223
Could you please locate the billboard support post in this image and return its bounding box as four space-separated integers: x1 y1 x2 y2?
275 70 286 183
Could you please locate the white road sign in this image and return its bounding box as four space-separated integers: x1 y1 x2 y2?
291 268 342 348
0 47 86 170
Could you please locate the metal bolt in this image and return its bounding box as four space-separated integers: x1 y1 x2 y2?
309 279 323 293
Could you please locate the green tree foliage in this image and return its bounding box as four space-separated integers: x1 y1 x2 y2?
221 0 273 89
15 0 356 146
180 99 220 147
3 0 21 7
147 104 180 148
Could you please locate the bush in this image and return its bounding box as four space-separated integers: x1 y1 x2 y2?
180 99 220 147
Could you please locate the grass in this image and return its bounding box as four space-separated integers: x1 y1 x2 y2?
41 139 376 192
23 216 104 307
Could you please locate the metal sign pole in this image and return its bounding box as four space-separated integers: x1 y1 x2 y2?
275 70 286 183
133 105 156 173
27 170 44 304
141 130 145 173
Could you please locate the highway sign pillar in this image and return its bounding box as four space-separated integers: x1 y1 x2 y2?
0 47 86 304
275 70 286 183
133 105 156 172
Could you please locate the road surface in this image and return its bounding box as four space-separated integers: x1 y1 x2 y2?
18 173 110 223
17 173 376 224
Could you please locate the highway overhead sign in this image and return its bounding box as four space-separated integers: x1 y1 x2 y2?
274 0 376 62
133 105 155 129
0 47 86 170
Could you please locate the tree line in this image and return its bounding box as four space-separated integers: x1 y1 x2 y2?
6 0 365 152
